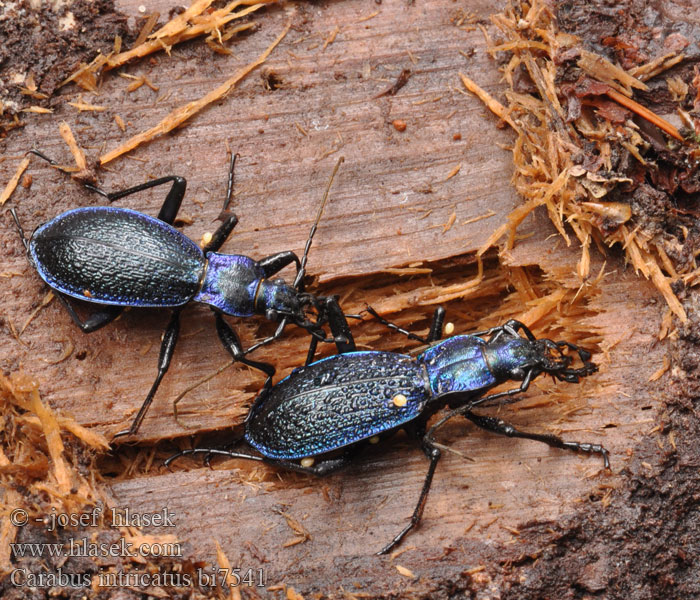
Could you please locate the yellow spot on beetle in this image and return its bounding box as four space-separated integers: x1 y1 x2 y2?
369 435 380 444
444 322 455 335
200 231 213 247
83 289 93 298
392 393 407 407
300 457 315 468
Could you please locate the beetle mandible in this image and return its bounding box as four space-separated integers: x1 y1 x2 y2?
10 150 353 439
166 305 609 554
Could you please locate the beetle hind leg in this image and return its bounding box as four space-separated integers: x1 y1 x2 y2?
465 412 610 469
366 306 445 345
9 208 31 252
378 439 442 555
113 310 182 440
55 292 123 333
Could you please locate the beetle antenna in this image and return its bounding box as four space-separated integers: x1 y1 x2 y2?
221 150 240 214
293 156 344 290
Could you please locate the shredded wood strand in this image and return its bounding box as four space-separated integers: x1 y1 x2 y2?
100 20 291 165
460 0 690 321
0 156 30 206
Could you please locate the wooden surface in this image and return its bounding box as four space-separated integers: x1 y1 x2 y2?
0 0 673 596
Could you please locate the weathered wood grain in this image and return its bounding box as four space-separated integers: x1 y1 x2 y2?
0 0 673 596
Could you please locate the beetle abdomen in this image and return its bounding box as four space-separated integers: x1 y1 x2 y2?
29 207 204 306
245 351 431 459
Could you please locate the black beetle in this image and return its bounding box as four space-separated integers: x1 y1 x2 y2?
11 150 352 439
166 305 609 554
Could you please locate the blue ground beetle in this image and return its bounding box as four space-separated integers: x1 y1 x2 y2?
11 151 352 439
166 305 610 554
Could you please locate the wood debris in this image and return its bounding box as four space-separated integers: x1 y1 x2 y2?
0 156 30 206
461 0 699 321
63 0 277 90
100 20 291 165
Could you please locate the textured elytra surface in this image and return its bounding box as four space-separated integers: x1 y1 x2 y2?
245 351 431 458
30 207 204 307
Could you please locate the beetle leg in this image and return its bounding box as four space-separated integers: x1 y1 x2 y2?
55 292 123 333
304 334 319 366
9 208 30 253
366 306 445 345
243 317 290 357
257 251 302 279
463 412 610 469
502 319 536 341
170 314 279 419
28 148 190 224
164 446 264 468
302 296 357 364
469 319 536 343
221 150 239 213
377 438 442 555
427 371 537 438
214 312 275 385
201 213 239 254
323 296 356 353
265 452 355 476
113 310 182 440
200 151 243 253
426 307 446 342
248 295 355 365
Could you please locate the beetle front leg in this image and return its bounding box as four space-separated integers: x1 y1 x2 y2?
323 296 356 353
468 319 536 343
170 315 278 419
257 251 302 279
201 213 239 254
427 371 536 439
214 312 275 385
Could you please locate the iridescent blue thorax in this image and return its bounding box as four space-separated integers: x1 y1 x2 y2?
194 253 263 317
419 335 494 396
481 337 537 380
194 253 302 319
418 335 538 398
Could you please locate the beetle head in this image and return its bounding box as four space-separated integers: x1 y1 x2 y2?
534 338 597 382
258 278 303 323
257 280 330 340
484 331 597 385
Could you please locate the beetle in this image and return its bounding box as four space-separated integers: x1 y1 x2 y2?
10 150 353 439
166 305 610 554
